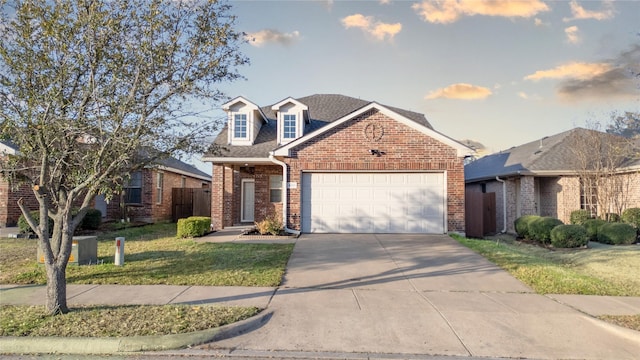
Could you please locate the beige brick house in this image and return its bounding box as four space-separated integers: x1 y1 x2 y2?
203 94 473 234
465 128 640 234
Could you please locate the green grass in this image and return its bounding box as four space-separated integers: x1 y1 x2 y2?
0 304 260 337
452 234 640 296
1 223 294 287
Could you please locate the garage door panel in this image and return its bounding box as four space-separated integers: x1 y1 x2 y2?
302 172 445 234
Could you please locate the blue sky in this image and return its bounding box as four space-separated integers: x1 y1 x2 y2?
194 1 640 172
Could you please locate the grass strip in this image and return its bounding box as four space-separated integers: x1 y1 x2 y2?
452 234 640 296
0 304 260 337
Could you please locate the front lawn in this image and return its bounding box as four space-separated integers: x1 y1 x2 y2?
0 223 294 287
453 234 640 296
0 304 260 337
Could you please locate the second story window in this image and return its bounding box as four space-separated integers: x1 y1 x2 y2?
283 114 296 139
234 114 247 138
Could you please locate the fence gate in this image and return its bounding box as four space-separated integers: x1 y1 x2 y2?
172 188 211 222
465 191 496 238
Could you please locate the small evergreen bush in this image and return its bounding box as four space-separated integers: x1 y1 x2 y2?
17 211 54 234
528 216 563 244
514 215 540 239
621 208 640 229
255 215 283 236
80 209 102 230
550 224 588 248
583 218 606 242
569 209 591 225
601 213 620 222
177 216 211 238
597 222 636 245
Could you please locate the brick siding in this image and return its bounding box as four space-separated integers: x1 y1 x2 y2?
0 180 39 227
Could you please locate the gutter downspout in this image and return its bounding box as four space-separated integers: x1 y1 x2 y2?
496 176 507 233
269 152 301 235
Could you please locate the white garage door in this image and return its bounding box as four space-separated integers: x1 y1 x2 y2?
301 172 445 233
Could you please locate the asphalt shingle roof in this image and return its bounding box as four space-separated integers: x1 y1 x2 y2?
465 128 639 182
209 94 433 159
156 157 211 180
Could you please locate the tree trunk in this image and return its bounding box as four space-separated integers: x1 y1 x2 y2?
45 262 69 315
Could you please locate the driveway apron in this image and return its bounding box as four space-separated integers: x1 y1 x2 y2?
206 234 640 359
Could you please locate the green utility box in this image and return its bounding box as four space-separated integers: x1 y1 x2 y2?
38 236 98 265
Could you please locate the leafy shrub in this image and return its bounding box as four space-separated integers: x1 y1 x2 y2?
550 224 588 248
514 215 540 239
601 213 620 222
255 215 283 236
176 216 211 238
569 209 591 225
17 211 54 234
583 218 606 242
528 217 563 244
597 222 636 245
80 209 102 230
622 208 640 229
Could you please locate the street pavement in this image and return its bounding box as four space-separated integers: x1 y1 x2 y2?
1 232 639 359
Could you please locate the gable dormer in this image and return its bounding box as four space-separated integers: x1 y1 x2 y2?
222 97 267 146
271 97 309 145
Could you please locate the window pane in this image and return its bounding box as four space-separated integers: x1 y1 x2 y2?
270 189 282 203
156 173 163 204
283 114 296 139
234 114 247 138
125 188 142 204
124 171 143 204
270 175 283 202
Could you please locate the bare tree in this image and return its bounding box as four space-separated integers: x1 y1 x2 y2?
569 126 637 220
0 0 248 315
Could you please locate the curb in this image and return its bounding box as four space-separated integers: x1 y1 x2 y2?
0 310 273 355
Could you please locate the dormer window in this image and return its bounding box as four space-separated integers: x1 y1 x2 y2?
234 114 247 138
283 114 296 139
272 97 309 145
222 97 267 146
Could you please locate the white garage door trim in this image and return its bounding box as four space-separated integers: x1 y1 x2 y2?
301 172 447 234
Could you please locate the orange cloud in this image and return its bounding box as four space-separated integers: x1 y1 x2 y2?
563 0 615 22
341 14 402 41
412 0 549 24
564 26 580 44
425 83 493 100
524 62 612 81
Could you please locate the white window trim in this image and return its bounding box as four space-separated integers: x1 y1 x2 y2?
156 172 164 205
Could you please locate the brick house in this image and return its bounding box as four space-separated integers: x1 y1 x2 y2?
1 139 211 226
465 128 640 234
106 158 212 223
203 94 473 234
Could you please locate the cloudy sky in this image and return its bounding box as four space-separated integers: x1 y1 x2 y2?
211 0 639 162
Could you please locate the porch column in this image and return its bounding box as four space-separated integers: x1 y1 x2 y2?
520 176 537 216
211 164 225 230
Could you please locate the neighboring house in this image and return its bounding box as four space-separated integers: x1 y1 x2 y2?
203 94 473 234
0 140 38 227
106 157 212 223
0 138 211 226
465 128 640 234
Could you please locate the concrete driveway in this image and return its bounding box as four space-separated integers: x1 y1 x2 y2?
205 234 640 359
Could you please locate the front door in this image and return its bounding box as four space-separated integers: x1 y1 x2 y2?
241 179 255 222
